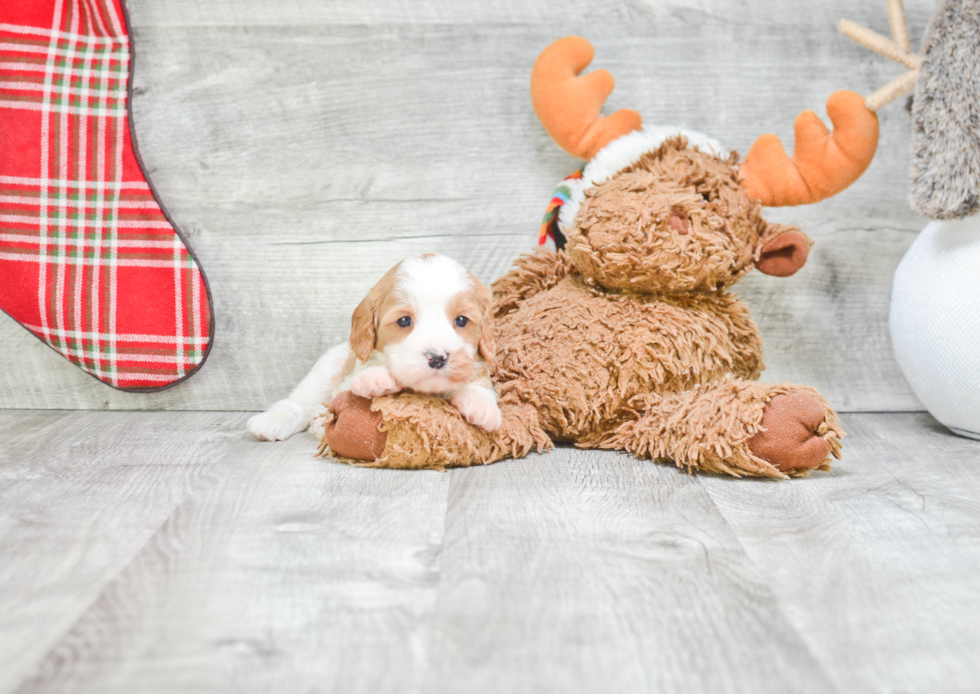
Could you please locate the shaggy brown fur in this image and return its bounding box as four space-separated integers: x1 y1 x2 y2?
494 268 764 444
319 139 844 478
603 376 842 478
568 140 798 295
574 142 766 293
320 392 551 471
492 248 573 318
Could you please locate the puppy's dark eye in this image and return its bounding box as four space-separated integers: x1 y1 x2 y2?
397 316 412 328
701 192 711 202
455 316 469 328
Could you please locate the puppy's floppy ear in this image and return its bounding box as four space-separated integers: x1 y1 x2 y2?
474 279 496 369
349 296 376 362
350 262 401 362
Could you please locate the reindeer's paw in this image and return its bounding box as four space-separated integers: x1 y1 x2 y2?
748 391 839 472
450 387 503 432
322 391 387 461
351 366 401 399
247 399 308 441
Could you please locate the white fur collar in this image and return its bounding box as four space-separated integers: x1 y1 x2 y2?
556 126 728 236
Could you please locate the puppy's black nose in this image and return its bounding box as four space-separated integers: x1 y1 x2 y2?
426 351 448 370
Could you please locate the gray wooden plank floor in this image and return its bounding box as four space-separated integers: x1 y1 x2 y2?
2 410 979 693
3 1 976 691
0 0 936 412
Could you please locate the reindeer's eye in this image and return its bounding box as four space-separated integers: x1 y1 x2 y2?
455 316 469 328
397 316 412 328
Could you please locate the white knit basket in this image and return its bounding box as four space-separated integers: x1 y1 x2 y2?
890 215 980 439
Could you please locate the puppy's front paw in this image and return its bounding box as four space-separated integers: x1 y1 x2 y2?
451 388 503 432
351 366 401 398
247 399 309 441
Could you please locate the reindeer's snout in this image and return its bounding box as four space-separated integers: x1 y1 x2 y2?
668 209 691 235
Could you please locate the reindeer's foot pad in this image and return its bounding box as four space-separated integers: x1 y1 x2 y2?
318 391 387 462
317 391 551 470
600 376 843 479
748 390 841 474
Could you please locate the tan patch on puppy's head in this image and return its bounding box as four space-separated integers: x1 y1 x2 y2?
374 297 417 355
446 273 496 372
351 258 494 391
350 262 411 361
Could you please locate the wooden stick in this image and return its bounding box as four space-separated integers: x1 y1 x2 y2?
865 69 918 111
887 0 911 52
838 19 922 70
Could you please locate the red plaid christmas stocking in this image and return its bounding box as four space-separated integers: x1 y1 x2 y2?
0 0 212 391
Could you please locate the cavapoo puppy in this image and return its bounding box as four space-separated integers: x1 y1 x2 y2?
248 254 501 442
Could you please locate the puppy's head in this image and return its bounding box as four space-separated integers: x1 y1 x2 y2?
349 254 495 393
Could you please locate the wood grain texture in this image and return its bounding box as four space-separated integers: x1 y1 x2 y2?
421 451 837 694
0 0 935 411
0 410 235 693
126 0 935 28
700 412 980 693
3 411 451 693
3 410 980 692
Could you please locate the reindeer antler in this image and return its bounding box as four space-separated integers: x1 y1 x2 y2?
530 36 643 160
838 0 921 112
739 2 930 207
740 91 880 207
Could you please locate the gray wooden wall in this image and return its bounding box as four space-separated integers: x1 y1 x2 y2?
0 0 935 412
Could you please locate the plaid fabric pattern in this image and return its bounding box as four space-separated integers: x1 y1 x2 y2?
538 167 583 250
0 0 212 391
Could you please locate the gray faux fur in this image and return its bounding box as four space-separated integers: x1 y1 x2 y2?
908 0 980 219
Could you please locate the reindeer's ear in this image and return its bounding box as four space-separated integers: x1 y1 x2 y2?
349 296 376 361
755 223 812 277
474 280 496 369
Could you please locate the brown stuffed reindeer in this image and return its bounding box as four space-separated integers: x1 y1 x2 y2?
319 36 880 478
